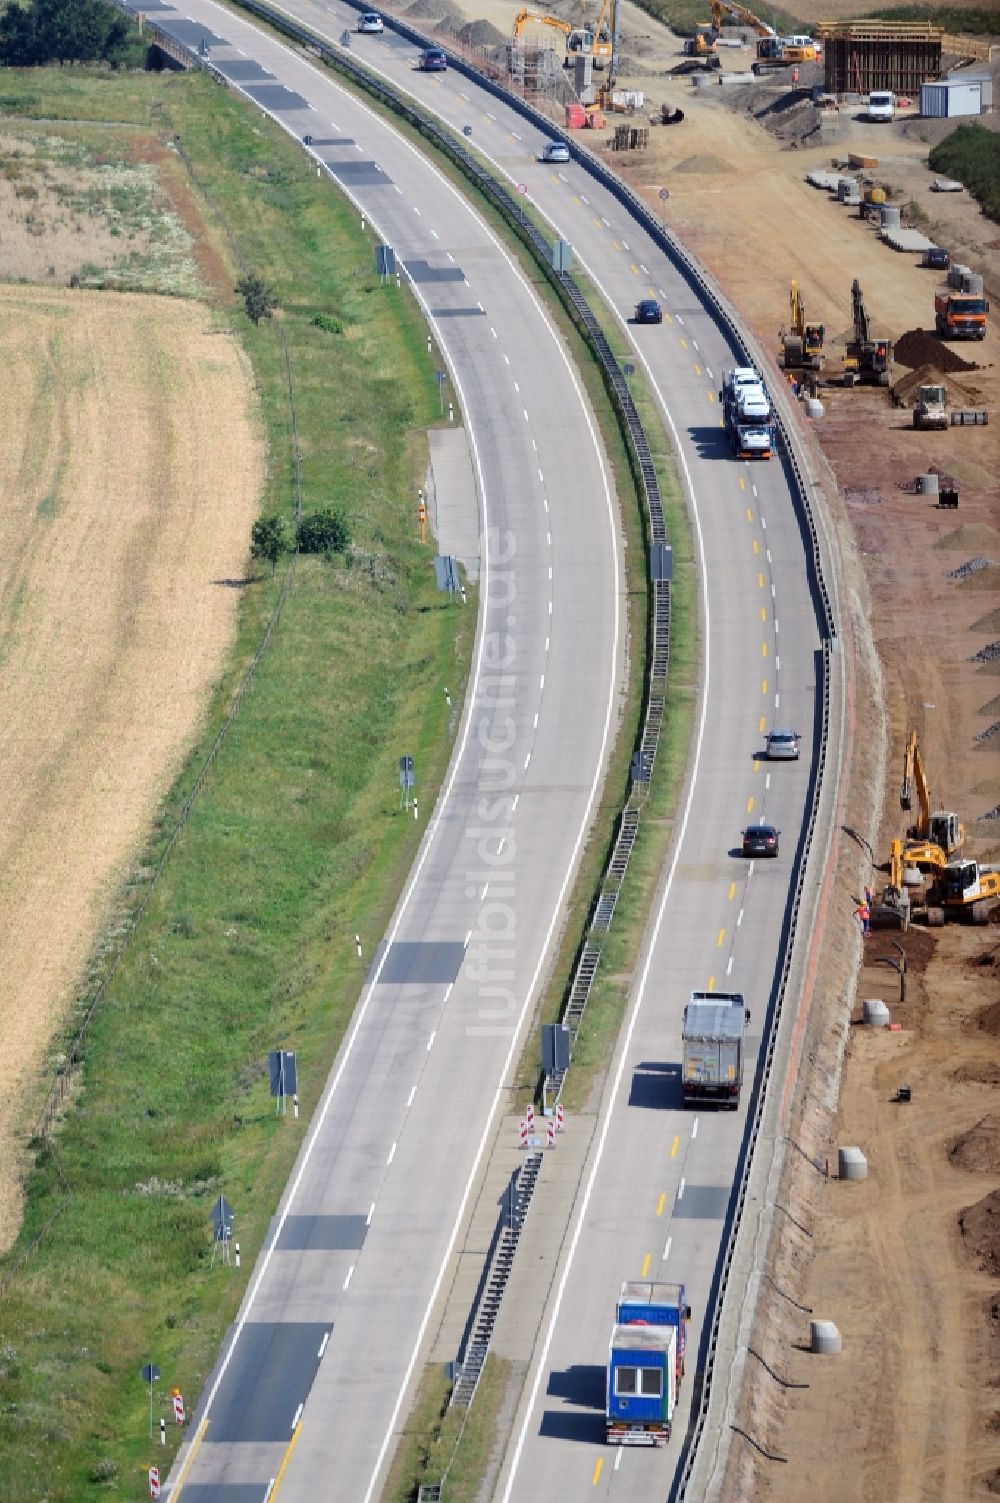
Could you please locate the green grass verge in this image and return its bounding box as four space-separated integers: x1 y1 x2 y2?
0 63 473 1501
860 6 999 34
629 0 803 40
929 122 1000 224
382 1356 513 1503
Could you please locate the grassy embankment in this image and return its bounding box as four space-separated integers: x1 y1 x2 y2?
0 64 472 1499
635 0 997 37
930 122 1000 224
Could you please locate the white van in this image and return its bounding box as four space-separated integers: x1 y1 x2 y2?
868 90 896 122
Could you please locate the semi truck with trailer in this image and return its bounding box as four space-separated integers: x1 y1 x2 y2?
681 991 750 1108
721 369 775 459
606 1282 690 1445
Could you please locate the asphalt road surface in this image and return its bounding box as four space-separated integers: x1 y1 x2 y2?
136 6 625 1501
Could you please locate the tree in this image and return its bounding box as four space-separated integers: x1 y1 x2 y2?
250 516 288 576
0 0 133 66
296 508 351 556
236 273 278 327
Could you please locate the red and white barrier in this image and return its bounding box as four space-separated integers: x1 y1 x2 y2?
172 1389 185 1426
519 1120 528 1148
526 1102 535 1133
546 1119 556 1148
556 1103 565 1132
149 1467 161 1499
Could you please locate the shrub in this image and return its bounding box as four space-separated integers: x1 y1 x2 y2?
296 508 351 556
929 122 1000 225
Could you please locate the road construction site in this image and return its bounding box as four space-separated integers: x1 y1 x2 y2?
381 0 1000 1493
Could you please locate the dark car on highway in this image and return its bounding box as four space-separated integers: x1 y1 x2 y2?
634 299 663 325
742 823 779 857
418 47 447 70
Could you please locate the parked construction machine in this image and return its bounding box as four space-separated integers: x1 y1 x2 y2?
870 839 912 931
844 278 892 387
932 858 1000 925
685 0 774 55
781 281 824 371
899 729 964 869
912 383 948 431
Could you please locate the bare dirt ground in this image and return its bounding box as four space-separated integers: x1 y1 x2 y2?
391 0 1000 1493
0 284 262 1252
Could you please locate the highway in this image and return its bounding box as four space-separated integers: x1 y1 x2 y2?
223 9 833 1498
134 5 626 1501
142 4 840 1500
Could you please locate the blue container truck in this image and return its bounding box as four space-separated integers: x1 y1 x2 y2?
606 1281 691 1445
606 1325 677 1445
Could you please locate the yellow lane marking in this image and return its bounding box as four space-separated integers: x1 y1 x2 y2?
753 758 760 772
747 796 754 814
657 1192 667 1216
739 477 746 491
680 336 689 349
719 416 725 427
671 1135 680 1158
170 1418 209 1501
760 606 767 622
758 572 765 587
762 678 768 694
271 1420 305 1498
717 928 725 947
631 263 640 275
708 390 715 403
664 311 673 323
593 216 604 228
728 881 736 899
753 540 760 555
611 239 622 250
694 363 702 375
641 1252 651 1277
708 975 715 991
762 642 768 658
593 1457 605 1485
759 715 766 732
746 507 753 521
573 195 582 205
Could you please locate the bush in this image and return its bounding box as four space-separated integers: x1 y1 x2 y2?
311 311 343 335
296 508 351 555
929 122 1000 225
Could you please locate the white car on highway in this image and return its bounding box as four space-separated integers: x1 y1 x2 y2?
357 11 384 32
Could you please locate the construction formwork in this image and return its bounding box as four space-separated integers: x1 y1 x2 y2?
817 21 943 94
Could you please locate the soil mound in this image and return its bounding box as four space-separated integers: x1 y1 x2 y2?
894 327 978 373
950 1115 1000 1172
675 153 733 174
959 1189 1000 1276
935 524 1000 554
456 17 505 46
407 0 462 18
979 999 1000 1036
953 1061 1000 1086
892 363 977 407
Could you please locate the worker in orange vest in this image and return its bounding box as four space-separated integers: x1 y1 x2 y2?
856 900 870 936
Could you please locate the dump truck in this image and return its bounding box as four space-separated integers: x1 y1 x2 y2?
681 991 750 1108
913 383 948 431
606 1324 677 1445
935 290 988 341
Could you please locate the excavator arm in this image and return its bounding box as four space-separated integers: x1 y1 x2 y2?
899 729 964 863
512 8 573 42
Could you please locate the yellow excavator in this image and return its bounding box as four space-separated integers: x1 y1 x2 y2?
512 1 614 68
870 838 911 931
899 729 963 870
932 857 1000 925
686 0 775 55
781 281 825 371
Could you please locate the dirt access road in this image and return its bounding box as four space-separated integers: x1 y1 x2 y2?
380 0 1000 1495
0 284 262 1252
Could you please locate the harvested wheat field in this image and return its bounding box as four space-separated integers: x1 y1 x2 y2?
0 284 262 1251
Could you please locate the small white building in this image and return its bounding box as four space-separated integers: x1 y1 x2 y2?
920 74 991 119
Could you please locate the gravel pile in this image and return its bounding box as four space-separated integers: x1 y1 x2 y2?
974 720 1000 745
969 640 1000 664
456 18 505 46
950 557 996 579
894 327 978 373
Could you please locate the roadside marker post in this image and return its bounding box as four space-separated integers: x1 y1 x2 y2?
159 1418 166 1447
